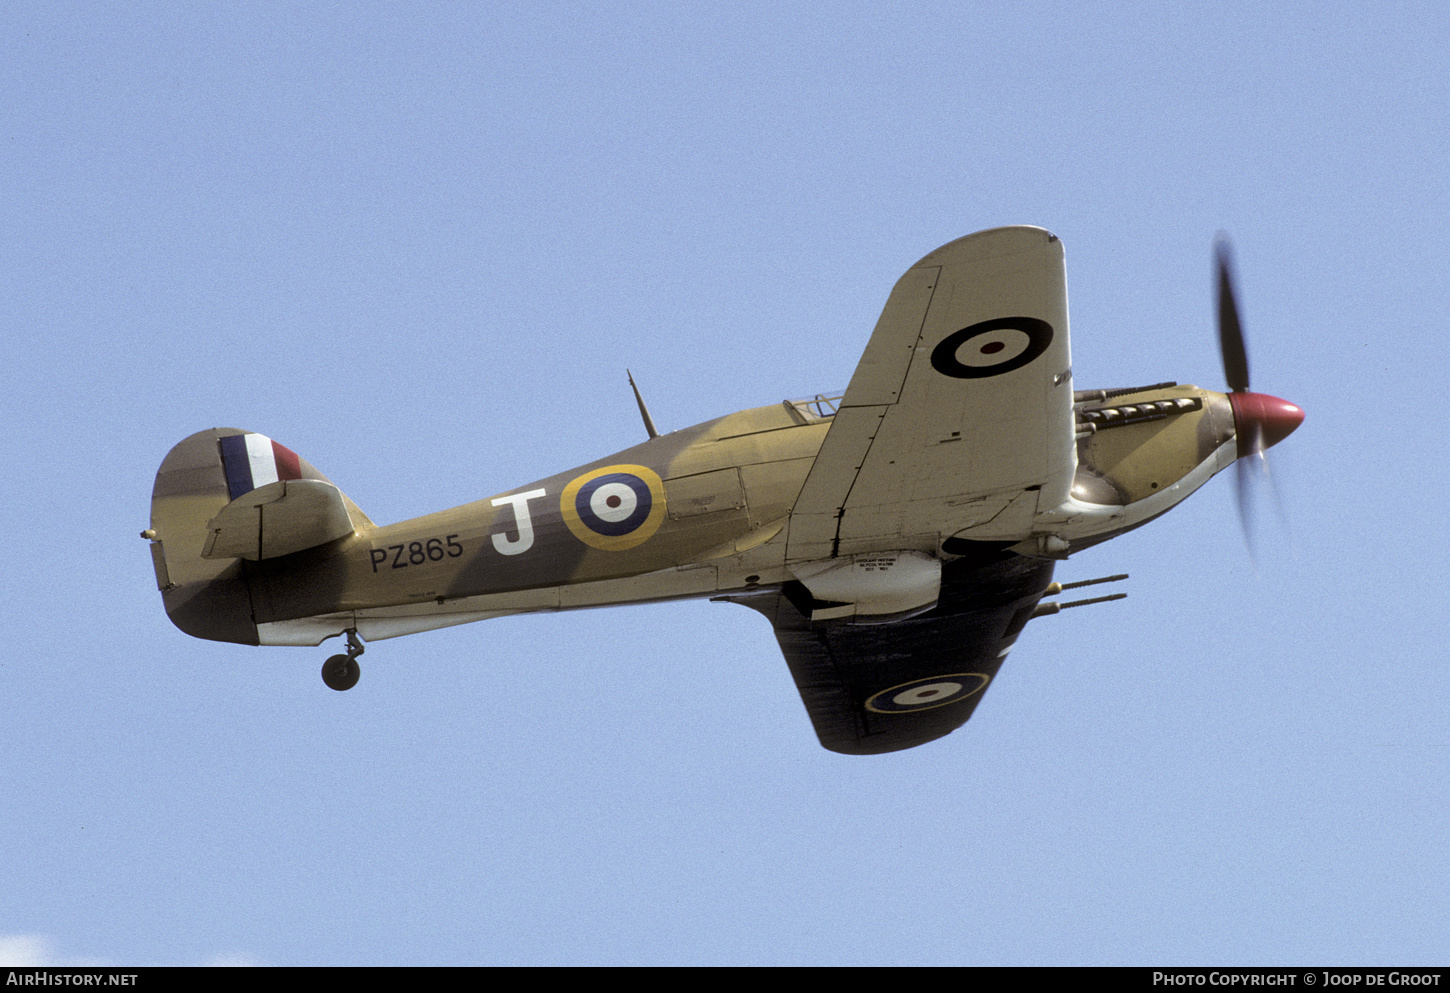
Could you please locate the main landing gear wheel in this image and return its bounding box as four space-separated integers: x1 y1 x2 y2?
321 655 360 691
321 629 364 691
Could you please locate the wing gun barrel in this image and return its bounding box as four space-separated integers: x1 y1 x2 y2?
1031 573 1130 618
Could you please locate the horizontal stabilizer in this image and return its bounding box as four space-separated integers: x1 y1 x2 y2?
202 478 356 560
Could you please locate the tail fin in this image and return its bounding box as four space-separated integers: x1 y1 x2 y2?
147 429 372 645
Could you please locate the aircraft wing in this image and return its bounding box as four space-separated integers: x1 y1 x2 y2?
787 226 1075 560
725 553 1056 754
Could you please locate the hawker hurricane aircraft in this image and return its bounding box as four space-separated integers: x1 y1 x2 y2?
144 226 1302 754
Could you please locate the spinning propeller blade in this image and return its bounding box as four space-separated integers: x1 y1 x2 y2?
1216 237 1250 393
1213 234 1304 554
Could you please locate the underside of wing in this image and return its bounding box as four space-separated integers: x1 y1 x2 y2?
724 550 1056 754
788 227 1075 561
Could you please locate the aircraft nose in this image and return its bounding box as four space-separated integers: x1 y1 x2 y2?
1228 391 1304 456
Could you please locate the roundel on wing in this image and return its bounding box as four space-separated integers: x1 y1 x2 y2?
930 317 1054 379
560 465 667 551
864 673 991 714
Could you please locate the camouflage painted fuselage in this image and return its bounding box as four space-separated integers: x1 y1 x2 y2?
149 383 1236 650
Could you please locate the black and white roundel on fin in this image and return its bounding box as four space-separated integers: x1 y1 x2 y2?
930 317 1054 379
560 464 667 551
864 673 991 714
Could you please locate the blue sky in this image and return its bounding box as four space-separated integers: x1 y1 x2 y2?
3 1 1447 966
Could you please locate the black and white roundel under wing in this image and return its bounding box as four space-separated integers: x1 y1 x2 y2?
787 226 1076 561
726 553 1057 754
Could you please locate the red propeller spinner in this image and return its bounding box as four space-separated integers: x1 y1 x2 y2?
1228 391 1304 457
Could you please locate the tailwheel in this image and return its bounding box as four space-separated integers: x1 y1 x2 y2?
321 629 364 691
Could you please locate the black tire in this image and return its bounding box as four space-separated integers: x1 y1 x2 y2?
321 654 361 691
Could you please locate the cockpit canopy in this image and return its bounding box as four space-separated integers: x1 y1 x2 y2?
785 392 843 423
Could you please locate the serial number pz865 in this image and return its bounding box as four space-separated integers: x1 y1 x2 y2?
369 535 464 572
